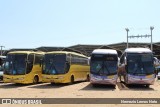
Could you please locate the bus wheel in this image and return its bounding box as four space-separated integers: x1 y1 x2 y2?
146 85 150 88
92 84 97 87
70 76 74 84
51 82 55 85
33 76 39 84
126 84 130 87
113 85 116 89
86 74 90 82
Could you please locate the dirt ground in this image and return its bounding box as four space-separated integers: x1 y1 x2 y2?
0 78 160 107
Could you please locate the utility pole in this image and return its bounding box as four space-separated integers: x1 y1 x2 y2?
126 27 154 51
125 28 129 48
150 26 154 51
0 46 5 56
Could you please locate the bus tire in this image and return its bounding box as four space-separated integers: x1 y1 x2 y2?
146 85 150 88
70 75 74 84
33 76 39 84
86 74 90 82
126 84 130 87
92 84 97 87
113 85 116 89
51 82 55 85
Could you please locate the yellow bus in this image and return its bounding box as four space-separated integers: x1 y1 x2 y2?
42 51 90 84
3 51 44 84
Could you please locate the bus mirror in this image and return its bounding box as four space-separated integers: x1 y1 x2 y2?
2 64 4 70
65 61 69 65
124 57 127 65
25 59 30 63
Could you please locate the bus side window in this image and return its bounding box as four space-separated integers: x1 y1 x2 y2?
35 54 43 65
0 58 2 66
65 61 70 73
71 55 77 64
26 54 34 74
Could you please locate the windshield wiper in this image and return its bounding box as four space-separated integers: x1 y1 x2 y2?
103 62 111 75
97 65 103 74
142 62 148 74
133 67 139 75
48 61 58 74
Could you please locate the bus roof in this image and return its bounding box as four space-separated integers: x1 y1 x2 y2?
8 51 44 55
92 49 117 55
45 51 88 58
125 48 152 53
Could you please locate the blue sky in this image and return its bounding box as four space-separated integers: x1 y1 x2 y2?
0 0 160 49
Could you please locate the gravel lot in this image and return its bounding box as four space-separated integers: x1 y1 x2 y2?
0 79 160 107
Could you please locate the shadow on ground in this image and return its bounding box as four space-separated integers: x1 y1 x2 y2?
117 81 155 91
28 81 84 89
80 83 116 91
28 83 69 89
0 83 38 89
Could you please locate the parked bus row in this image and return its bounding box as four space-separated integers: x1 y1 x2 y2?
90 48 155 87
0 47 158 88
2 51 90 84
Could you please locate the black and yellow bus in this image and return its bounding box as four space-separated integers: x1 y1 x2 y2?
42 51 90 84
3 51 44 84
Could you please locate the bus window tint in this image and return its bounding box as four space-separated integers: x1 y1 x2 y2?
91 54 117 75
26 54 34 74
0 59 2 65
35 54 43 65
141 54 154 74
90 61 103 74
141 54 152 62
4 54 27 75
127 53 154 74
104 56 117 75
71 55 88 65
43 54 66 74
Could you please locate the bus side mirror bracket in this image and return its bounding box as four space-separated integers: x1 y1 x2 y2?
124 57 127 65
65 61 70 73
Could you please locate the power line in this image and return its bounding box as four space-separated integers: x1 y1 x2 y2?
125 26 154 51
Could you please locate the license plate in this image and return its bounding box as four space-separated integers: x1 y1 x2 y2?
108 75 114 79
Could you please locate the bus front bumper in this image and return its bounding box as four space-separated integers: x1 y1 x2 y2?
3 75 28 84
42 75 66 83
90 74 118 85
127 74 155 85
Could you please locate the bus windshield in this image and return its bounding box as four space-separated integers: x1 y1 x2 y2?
4 54 27 75
90 54 118 75
127 53 154 75
43 54 66 75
